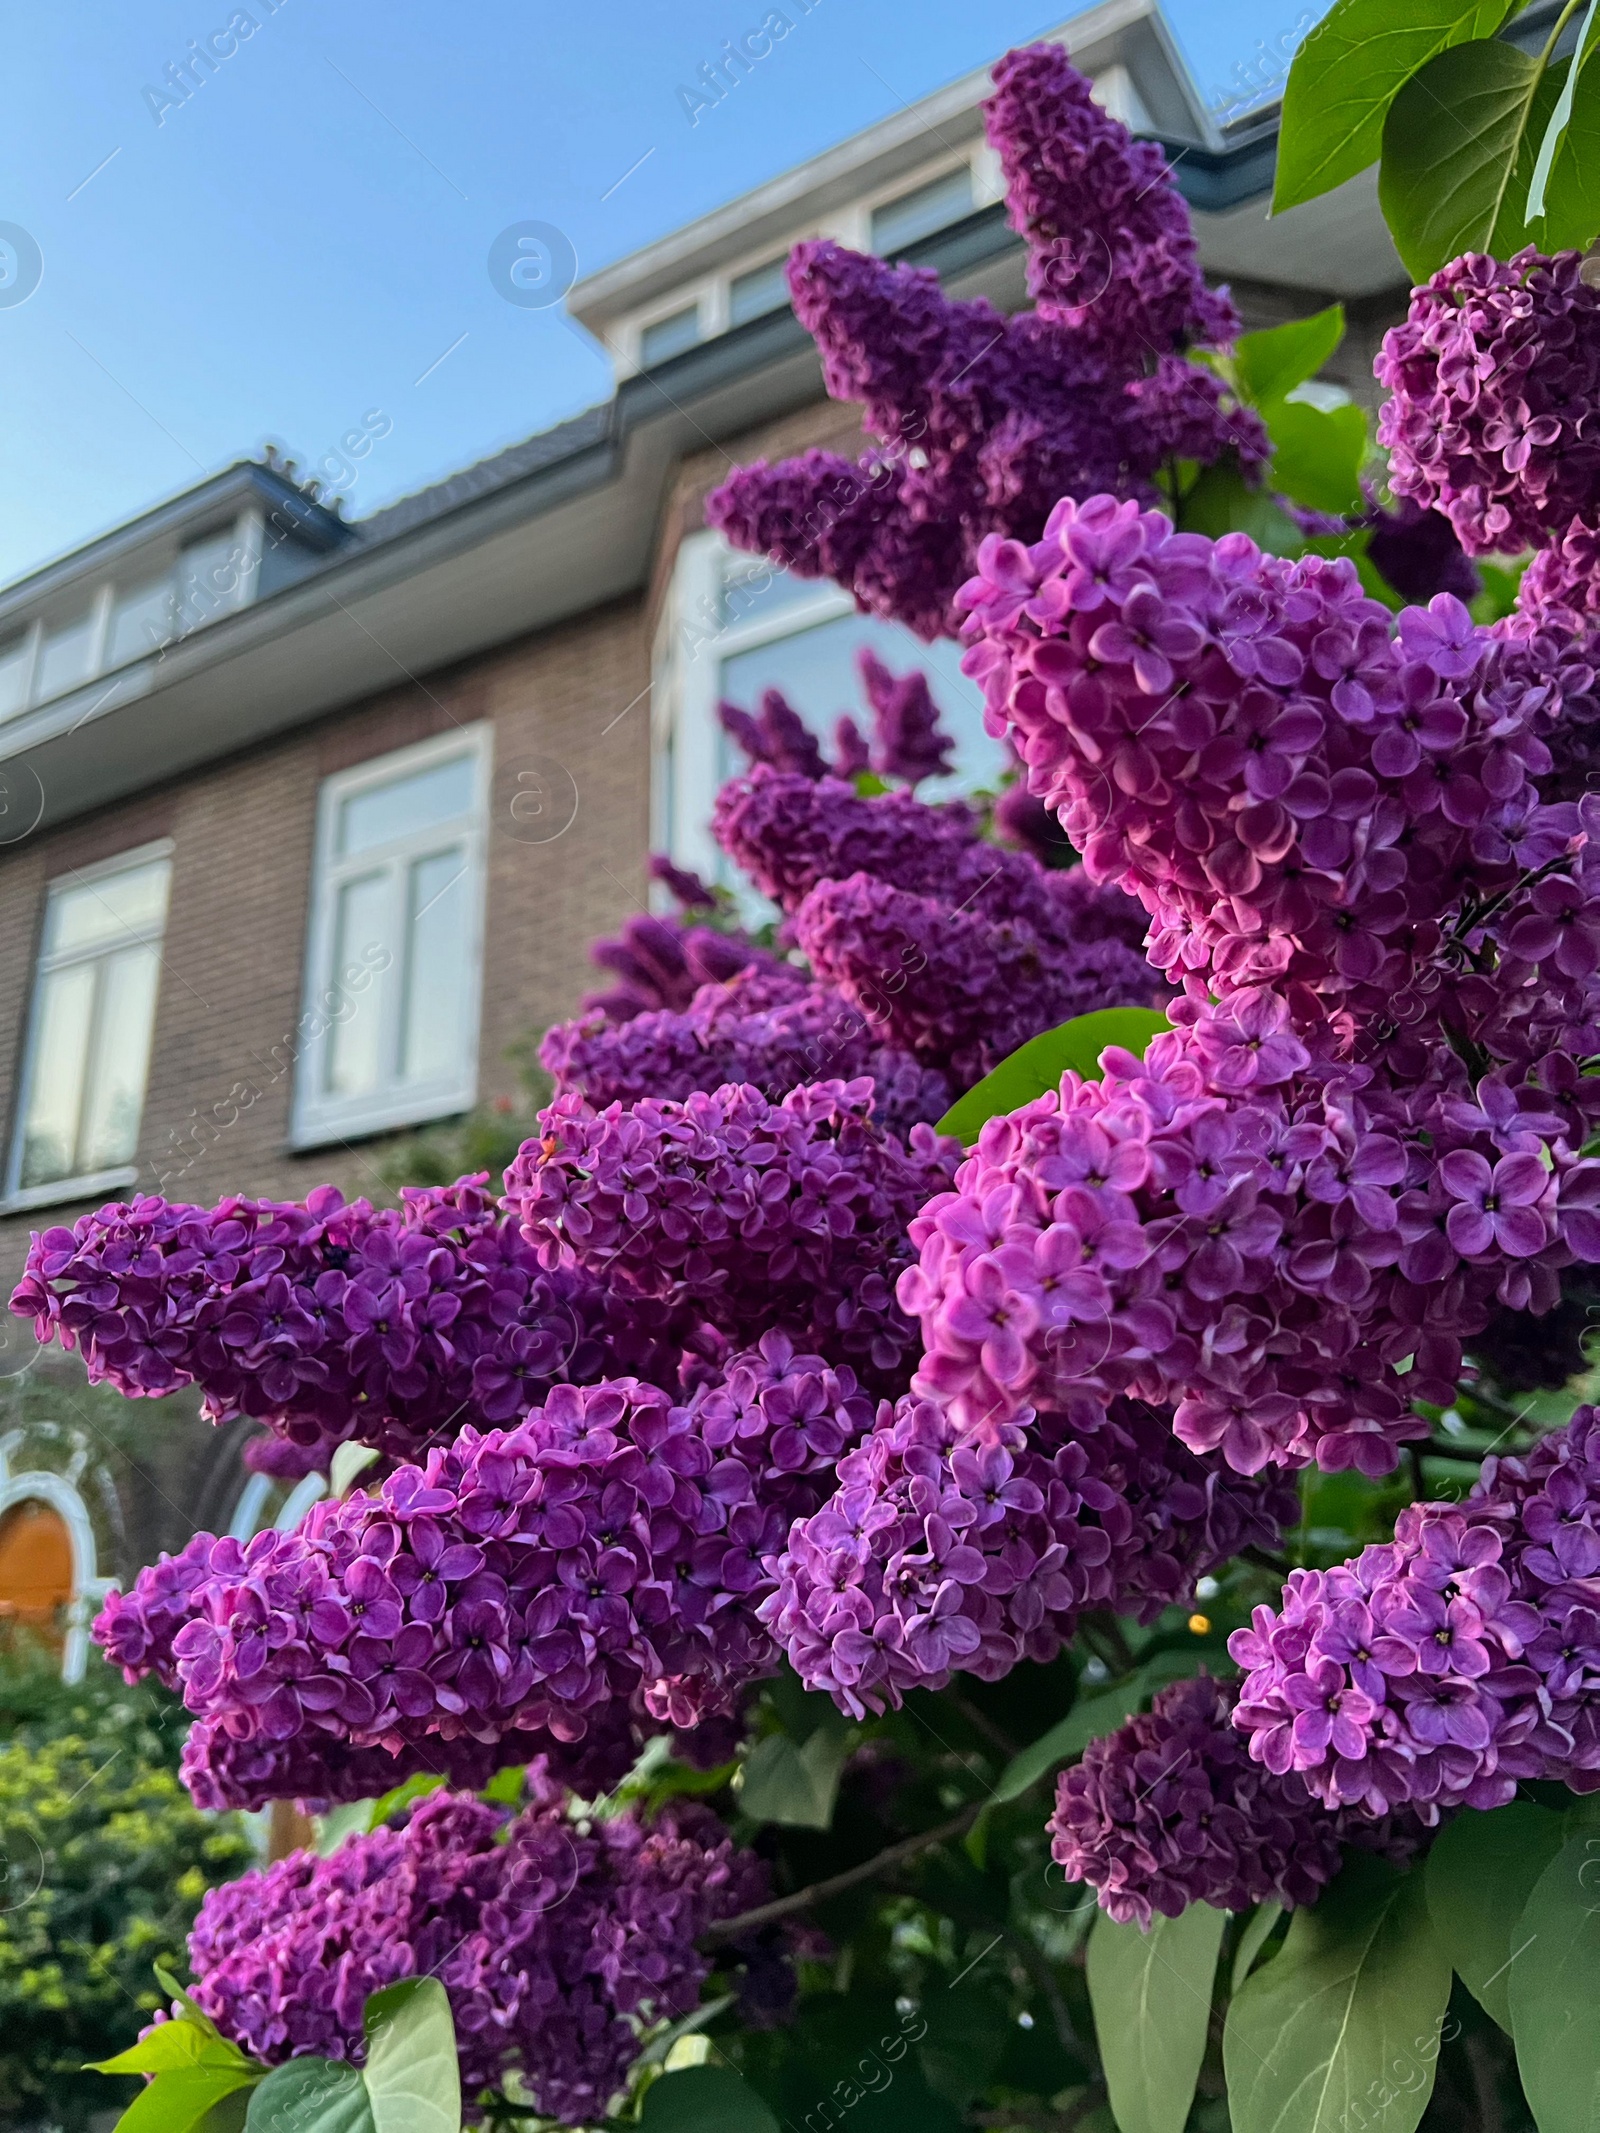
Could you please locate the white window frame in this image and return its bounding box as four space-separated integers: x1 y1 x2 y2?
653 528 848 890
291 724 491 1150
4 837 174 1212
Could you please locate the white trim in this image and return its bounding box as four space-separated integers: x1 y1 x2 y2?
291 723 490 1149
6 837 175 1201
228 1466 330 1541
0 1469 105 1683
1 1163 138 1215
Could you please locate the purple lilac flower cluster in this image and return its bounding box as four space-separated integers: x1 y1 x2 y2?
580 908 779 1024
12 1176 696 1469
1375 250 1600 560
907 496 1600 1472
543 963 952 1143
1048 1674 1416 1926
706 46 1263 639
763 1396 1298 1717
100 1344 874 1808
507 1080 959 1385
186 1781 768 2121
1230 1405 1600 1819
713 765 1161 1077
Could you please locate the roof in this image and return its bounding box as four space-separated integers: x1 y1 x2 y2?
0 0 1412 834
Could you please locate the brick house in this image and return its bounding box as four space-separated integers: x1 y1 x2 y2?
0 0 1413 1672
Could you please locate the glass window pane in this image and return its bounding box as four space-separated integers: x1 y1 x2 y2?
401 846 469 1084
326 870 393 1097
79 944 161 1170
870 166 974 254
718 607 1005 803
20 964 94 1185
720 562 826 629
107 576 174 666
46 857 171 956
176 527 243 637
729 257 789 326
640 304 701 366
33 612 96 703
0 634 32 720
336 754 475 858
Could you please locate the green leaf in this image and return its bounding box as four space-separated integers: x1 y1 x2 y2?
367 1771 447 1831
640 2065 781 2133
1274 0 1514 213
1508 1832 1600 2133
362 1975 461 2133
1529 0 1600 217
1425 1800 1566 2030
936 1009 1170 1146
1232 306 1345 408
1231 1901 1285 1996
1176 459 1303 555
90 2017 255 2076
1088 1903 1226 2133
1224 1853 1452 2133
316 1797 380 1857
1379 39 1546 279
244 2059 375 2133
1263 400 1369 516
739 1727 850 1828
990 1672 1150 1806
154 1964 228 2043
114 2068 260 2133
330 1442 381 1499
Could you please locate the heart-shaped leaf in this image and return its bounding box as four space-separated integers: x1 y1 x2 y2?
114 2066 260 2133
244 2058 374 2133
90 2017 254 2077
738 1728 850 1829
362 1976 461 2133
936 1008 1170 1147
1274 0 1515 214
1508 1831 1600 2133
1088 1902 1226 2133
640 2065 780 2133
1225 1852 1451 2133
1264 399 1369 516
1232 306 1345 408
1379 38 1547 279
1425 1800 1565 2030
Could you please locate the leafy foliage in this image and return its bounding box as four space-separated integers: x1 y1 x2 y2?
0 1648 252 2131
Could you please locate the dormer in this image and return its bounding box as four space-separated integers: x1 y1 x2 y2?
0 459 349 738
569 0 1215 382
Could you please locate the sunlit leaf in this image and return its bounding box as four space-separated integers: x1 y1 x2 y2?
114 2067 259 2133
1264 400 1369 516
1274 0 1515 213
1232 306 1345 407
1379 39 1547 278
936 1009 1170 1147
89 2018 253 2077
362 1976 461 2133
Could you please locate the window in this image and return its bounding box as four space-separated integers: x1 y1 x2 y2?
33 611 97 703
176 527 246 638
0 634 32 721
106 575 175 667
9 843 172 1203
729 256 790 326
293 727 489 1147
653 532 1006 900
640 303 702 366
870 165 974 254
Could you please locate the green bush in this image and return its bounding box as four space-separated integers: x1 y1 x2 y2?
0 1645 251 2130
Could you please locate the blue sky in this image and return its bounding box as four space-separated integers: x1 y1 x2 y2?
0 0 1321 584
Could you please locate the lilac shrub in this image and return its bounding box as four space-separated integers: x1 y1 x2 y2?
186 1779 767 2121
707 45 1264 639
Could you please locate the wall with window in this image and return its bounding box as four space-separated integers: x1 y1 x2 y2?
0 594 652 1311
